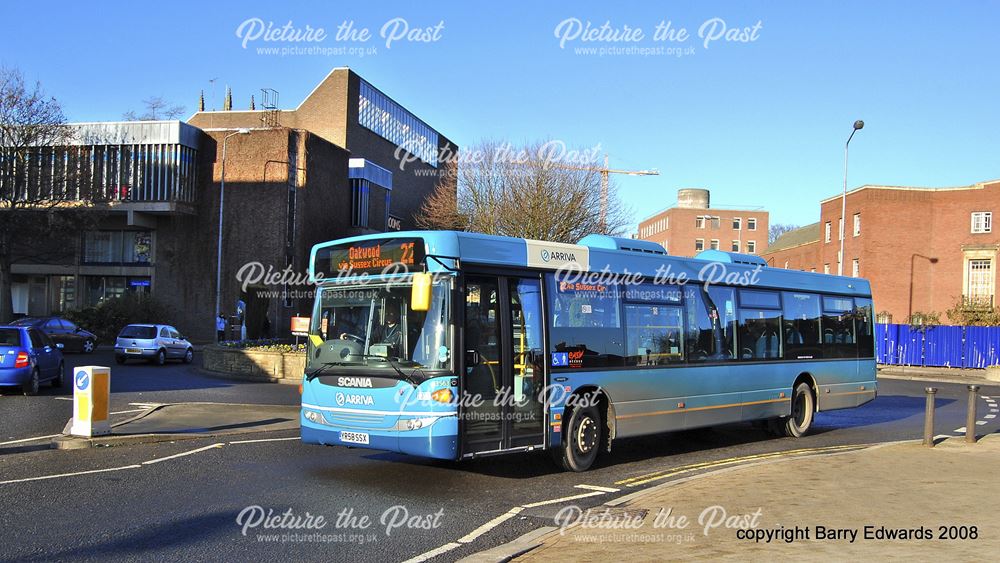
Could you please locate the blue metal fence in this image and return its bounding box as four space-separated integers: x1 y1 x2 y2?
876 323 1000 368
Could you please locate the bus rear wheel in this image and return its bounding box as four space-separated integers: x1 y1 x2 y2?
557 404 602 472
777 382 815 437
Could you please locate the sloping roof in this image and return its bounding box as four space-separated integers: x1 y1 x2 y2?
765 222 820 253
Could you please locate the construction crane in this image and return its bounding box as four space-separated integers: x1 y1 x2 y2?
548 154 659 230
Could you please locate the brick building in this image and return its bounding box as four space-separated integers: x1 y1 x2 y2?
762 180 1000 323
8 68 457 342
637 188 770 257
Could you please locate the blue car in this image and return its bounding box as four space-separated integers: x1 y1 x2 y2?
0 325 65 395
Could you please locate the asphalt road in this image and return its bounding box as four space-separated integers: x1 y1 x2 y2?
1 352 998 562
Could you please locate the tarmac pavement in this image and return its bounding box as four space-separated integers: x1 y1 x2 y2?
52 402 299 449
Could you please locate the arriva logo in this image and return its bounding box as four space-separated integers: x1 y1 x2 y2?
335 392 374 407
543 249 577 262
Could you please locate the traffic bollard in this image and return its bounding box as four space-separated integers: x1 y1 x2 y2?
923 387 937 447
966 385 980 444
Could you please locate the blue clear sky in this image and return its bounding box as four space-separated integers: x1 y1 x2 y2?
3 1 998 228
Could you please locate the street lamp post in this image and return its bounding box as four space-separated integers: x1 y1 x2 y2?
215 128 251 332
839 120 864 276
908 254 939 322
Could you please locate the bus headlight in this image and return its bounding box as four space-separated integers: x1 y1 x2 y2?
304 410 325 424
394 416 441 431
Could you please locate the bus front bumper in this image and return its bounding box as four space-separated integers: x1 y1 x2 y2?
300 415 459 460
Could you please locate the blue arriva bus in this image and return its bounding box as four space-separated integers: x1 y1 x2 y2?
300 231 876 471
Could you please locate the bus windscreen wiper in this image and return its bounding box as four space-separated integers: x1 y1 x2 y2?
359 355 420 386
305 362 352 381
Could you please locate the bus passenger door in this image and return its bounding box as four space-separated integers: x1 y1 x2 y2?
507 277 545 449
461 275 546 456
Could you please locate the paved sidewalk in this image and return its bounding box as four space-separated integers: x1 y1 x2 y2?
878 365 999 385
514 436 1000 561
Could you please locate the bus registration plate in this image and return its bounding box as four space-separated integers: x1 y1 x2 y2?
340 431 370 445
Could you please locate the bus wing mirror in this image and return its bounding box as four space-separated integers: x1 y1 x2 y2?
411 272 432 312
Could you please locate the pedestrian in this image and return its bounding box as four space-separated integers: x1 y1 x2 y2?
262 315 272 339
216 314 227 343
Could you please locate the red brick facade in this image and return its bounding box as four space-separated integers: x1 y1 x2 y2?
762 180 1000 323
637 189 769 257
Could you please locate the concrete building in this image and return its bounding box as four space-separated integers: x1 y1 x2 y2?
8 68 457 342
762 179 1000 323
637 188 770 257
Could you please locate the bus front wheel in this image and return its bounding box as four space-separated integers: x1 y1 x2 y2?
776 382 815 438
557 404 602 472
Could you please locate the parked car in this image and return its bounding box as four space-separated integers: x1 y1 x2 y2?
0 325 65 395
10 317 97 353
114 324 194 365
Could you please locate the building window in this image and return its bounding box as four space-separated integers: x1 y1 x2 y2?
731 240 740 252
732 217 742 230
810 268 816 273
695 216 705 229
838 218 844 241
823 264 830 275
695 239 705 252
358 79 439 167
746 240 756 254
967 259 995 305
747 218 757 231
710 239 720 250
55 276 75 313
710 216 721 230
852 258 860 277
853 213 861 237
80 276 150 307
825 222 831 243
971 212 992 234
83 231 152 264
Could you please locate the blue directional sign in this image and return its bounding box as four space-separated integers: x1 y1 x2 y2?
75 370 89 391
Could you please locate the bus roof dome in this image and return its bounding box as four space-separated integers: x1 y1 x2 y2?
694 249 767 267
577 234 667 255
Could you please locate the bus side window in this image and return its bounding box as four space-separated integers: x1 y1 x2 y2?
546 275 625 368
854 297 875 358
821 296 856 358
782 292 822 360
684 286 736 362
624 304 684 366
706 286 737 361
684 287 714 363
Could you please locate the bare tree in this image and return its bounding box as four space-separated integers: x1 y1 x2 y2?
0 66 105 321
415 140 631 243
123 96 185 121
769 223 799 244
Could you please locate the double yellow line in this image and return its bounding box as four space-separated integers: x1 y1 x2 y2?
615 443 873 487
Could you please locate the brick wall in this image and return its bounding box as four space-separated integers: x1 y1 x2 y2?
639 206 770 257
765 181 1000 323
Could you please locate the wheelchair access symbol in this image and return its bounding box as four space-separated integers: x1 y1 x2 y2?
551 352 569 367
75 371 90 391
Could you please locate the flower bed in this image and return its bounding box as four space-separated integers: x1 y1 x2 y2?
219 339 306 353
203 342 305 384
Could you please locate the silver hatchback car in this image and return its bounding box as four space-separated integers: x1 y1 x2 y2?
114 324 194 365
